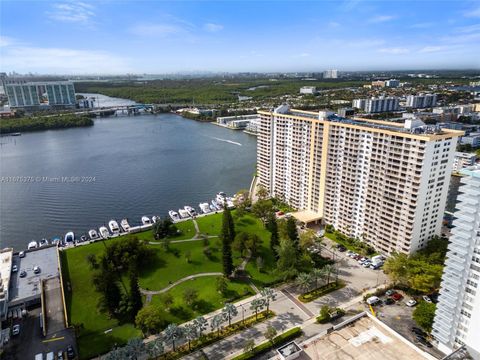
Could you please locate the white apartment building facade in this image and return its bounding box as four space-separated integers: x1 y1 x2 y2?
453 152 477 172
323 69 338 79
257 105 462 255
353 96 399 113
406 94 438 108
431 166 480 360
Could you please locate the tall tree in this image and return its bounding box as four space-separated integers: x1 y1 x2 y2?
221 208 234 276
247 234 262 257
135 305 168 336
232 232 249 257
276 238 299 278
250 298 265 320
260 287 276 315
146 337 165 359
266 214 279 259
129 270 143 320
222 303 238 326
256 184 269 200
286 217 299 246
183 323 198 351
252 199 274 225
192 316 208 337
164 323 183 352
413 301 436 332
296 273 313 293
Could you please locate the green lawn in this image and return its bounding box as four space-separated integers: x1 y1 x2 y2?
196 212 223 235
149 276 253 322
139 239 223 290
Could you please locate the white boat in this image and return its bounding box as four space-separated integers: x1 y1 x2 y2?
120 219 130 232
88 229 99 240
209 204 217 212
27 241 38 250
216 192 227 206
226 198 235 209
184 206 197 217
99 226 110 239
39 238 49 247
64 232 75 244
199 203 210 214
211 199 221 210
152 215 160 223
169 210 180 222
109 220 120 233
142 216 151 225
178 209 189 218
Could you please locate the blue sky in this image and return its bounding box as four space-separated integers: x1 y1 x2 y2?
1 0 479 74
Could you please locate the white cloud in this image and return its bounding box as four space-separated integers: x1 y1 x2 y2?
409 22 434 29
378 47 409 54
454 24 480 33
0 35 13 47
418 46 449 53
464 6 480 18
47 1 95 24
129 24 186 37
0 46 131 74
204 23 223 32
368 15 395 23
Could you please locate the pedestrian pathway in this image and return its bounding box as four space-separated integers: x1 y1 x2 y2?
141 272 223 303
280 288 315 318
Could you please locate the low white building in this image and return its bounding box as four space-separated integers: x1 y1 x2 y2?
300 86 317 95
216 114 259 130
0 248 13 320
453 152 477 172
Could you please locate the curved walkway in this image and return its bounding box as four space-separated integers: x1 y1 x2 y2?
141 272 223 303
148 219 217 245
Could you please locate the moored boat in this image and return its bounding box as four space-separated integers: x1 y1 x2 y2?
169 210 180 222
99 226 110 239
152 215 160 223
88 229 99 240
141 216 151 225
184 206 197 217
27 241 38 250
64 232 75 244
109 220 120 233
178 209 189 218
199 203 210 214
39 238 49 247
120 219 130 232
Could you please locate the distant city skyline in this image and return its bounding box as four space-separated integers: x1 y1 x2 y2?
1 0 479 74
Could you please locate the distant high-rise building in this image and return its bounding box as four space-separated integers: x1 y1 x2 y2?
432 165 480 359
0 75 76 109
385 79 400 88
257 105 462 255
323 69 338 79
353 96 399 113
406 94 437 108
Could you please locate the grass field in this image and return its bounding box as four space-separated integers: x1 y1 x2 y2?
61 211 278 358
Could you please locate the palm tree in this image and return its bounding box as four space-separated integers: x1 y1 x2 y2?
260 287 276 315
146 337 164 359
323 264 334 285
249 298 265 320
311 268 325 289
222 303 238 327
125 338 145 360
183 323 198 351
193 316 208 338
296 272 313 294
164 323 183 352
210 313 225 337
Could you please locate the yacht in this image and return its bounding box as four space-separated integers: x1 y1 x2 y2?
64 232 75 244
209 204 217 212
88 229 99 240
120 219 130 232
27 241 38 250
211 199 221 210
152 215 160 224
169 210 180 222
80 235 87 242
199 203 210 214
39 238 49 247
99 226 110 239
109 220 120 234
184 206 197 217
226 198 235 209
141 216 152 225
216 192 227 206
178 209 189 218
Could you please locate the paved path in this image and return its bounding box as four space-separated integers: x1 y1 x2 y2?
280 288 315 318
148 219 218 245
141 272 223 298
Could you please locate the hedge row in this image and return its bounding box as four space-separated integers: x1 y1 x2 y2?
299 281 345 303
232 327 302 360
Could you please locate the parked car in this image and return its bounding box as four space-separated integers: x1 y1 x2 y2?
19 270 27 278
346 250 354 257
384 298 395 305
57 350 64 360
33 266 41 274
422 295 432 303
366 296 381 305
19 251 25 258
336 244 346 252
391 293 403 301
362 261 372 268
418 338 433 348
411 327 426 336
406 299 417 307
370 263 382 270
358 257 368 264
12 265 18 273
385 289 396 296
66 345 75 359
12 324 20 336
353 255 362 260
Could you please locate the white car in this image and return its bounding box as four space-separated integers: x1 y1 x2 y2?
406 299 417 307
366 296 381 305
12 265 18 273
12 324 20 336
422 295 432 303
33 266 41 274
19 251 25 258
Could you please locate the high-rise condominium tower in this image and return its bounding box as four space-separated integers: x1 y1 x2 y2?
257 105 462 255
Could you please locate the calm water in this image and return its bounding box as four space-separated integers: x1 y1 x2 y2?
0 110 256 250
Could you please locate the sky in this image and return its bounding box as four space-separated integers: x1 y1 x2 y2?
1 0 479 74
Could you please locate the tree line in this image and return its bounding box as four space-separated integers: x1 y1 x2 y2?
0 114 93 133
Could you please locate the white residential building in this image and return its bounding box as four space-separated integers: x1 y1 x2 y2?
432 166 480 360
385 79 400 88
406 94 438 108
257 105 462 255
453 152 477 172
323 70 338 79
300 86 317 95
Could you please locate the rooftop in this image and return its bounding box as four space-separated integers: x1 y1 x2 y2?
8 245 60 307
460 165 480 178
299 316 429 360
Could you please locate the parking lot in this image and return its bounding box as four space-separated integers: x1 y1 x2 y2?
3 307 77 360
368 291 445 359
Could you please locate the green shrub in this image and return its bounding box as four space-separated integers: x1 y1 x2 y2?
299 281 345 303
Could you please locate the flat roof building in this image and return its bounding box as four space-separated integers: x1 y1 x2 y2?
0 248 13 320
257 105 462 255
